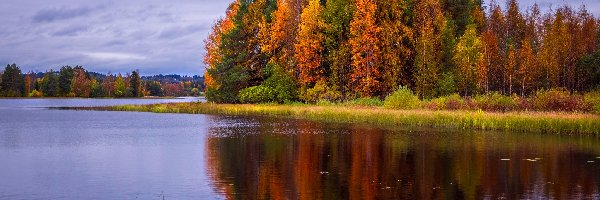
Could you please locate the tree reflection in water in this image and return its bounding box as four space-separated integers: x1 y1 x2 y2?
205 116 600 199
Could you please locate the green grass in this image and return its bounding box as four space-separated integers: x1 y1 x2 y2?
80 102 600 135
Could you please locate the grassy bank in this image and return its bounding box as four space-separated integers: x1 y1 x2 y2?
81 102 600 135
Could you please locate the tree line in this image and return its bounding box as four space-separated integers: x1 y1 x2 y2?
0 64 203 98
204 0 600 103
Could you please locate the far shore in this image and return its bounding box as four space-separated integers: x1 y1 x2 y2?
67 102 600 135
0 96 203 99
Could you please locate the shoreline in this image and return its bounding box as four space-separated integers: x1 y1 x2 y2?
67 102 600 135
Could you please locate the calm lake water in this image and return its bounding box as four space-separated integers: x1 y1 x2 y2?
1 98 600 199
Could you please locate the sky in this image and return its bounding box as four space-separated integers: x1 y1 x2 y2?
0 0 599 76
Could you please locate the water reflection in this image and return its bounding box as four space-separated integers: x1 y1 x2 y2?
205 116 600 199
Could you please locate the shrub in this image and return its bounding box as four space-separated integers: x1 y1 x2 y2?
532 89 588 112
300 80 341 103
383 86 421 109
28 89 42 97
473 92 518 112
584 90 600 114
344 97 383 107
238 67 297 104
238 85 274 103
426 94 464 110
436 72 458 96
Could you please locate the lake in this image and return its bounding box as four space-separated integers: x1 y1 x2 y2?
1 98 599 199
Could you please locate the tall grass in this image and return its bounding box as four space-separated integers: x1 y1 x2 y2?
93 102 600 135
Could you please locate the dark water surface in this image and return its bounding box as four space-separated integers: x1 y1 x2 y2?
1 99 600 199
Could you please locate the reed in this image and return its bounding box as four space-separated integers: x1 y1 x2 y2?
81 102 600 135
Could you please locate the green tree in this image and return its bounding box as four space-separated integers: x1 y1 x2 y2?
89 78 104 98
0 64 25 97
41 71 59 97
114 74 126 97
146 81 163 96
58 66 74 96
129 70 142 97
413 0 445 99
323 0 353 96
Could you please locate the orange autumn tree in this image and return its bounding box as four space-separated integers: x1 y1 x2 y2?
518 39 535 96
265 0 300 73
203 2 239 92
349 0 381 97
295 0 325 87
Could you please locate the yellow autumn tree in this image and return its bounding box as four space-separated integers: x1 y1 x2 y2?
454 25 483 96
295 0 325 87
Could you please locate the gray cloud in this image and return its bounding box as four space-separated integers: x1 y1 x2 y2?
51 24 89 37
32 6 97 23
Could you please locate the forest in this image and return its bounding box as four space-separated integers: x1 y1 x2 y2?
204 0 600 107
0 64 204 98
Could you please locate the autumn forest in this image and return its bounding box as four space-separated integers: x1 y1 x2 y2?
204 0 600 104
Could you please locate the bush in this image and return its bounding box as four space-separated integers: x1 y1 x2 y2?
238 66 297 104
344 97 383 107
238 86 274 103
532 89 588 112
384 86 421 109
28 89 42 97
426 94 464 110
584 90 600 114
300 80 341 103
473 92 518 112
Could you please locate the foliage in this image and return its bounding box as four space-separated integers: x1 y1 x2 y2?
473 92 518 112
436 72 458 96
129 70 142 97
349 0 381 97
413 0 444 99
454 25 482 96
28 89 42 97
532 89 588 112
239 65 297 104
295 0 326 87
71 67 91 97
0 64 24 97
114 74 126 98
58 66 74 96
343 97 383 107
584 90 600 114
300 80 341 103
41 71 59 97
383 86 421 109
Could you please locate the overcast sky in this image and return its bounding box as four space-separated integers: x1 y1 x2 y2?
0 0 599 76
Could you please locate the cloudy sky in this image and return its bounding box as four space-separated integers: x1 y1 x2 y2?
0 0 599 76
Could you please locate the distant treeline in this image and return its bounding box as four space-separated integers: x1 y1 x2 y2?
0 64 204 98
